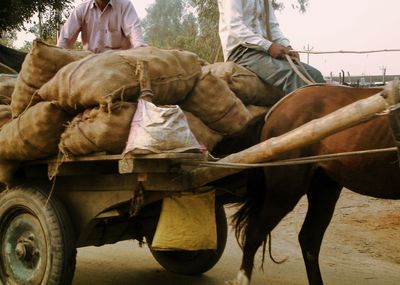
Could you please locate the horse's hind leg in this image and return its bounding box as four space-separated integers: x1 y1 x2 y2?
230 168 306 284
299 168 342 285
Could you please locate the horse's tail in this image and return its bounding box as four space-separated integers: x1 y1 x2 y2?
232 168 288 266
232 167 266 249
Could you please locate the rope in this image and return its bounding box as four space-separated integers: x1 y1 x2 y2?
285 54 315 85
182 147 398 169
293 56 317 83
294 49 400 55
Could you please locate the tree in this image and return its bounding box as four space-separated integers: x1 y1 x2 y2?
142 0 197 50
0 31 17 48
0 0 72 35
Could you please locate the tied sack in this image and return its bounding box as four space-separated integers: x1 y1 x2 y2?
124 99 201 154
0 105 12 128
60 102 137 156
0 74 17 105
203 62 284 106
0 102 69 160
183 111 223 151
180 71 252 135
246 105 270 119
11 39 92 117
37 47 202 113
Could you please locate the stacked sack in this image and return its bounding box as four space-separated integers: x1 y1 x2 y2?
42 45 205 156
0 74 15 127
0 40 284 184
0 74 19 183
11 40 92 118
0 40 92 183
1 40 206 163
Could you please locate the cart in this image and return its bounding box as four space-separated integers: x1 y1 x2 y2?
0 152 236 285
0 81 398 285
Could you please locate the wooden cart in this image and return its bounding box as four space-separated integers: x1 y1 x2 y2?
0 81 398 285
0 152 235 285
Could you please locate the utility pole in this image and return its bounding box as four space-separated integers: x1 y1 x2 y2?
379 65 387 85
303 44 314 64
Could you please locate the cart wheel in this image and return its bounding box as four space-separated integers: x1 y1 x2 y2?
148 204 227 275
0 187 76 285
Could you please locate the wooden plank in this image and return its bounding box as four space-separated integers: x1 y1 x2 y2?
54 173 190 192
24 152 206 165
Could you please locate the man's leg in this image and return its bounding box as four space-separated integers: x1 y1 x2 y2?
229 47 324 95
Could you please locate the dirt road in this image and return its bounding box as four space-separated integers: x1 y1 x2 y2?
71 189 399 285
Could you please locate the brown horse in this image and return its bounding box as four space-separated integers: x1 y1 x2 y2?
228 84 400 285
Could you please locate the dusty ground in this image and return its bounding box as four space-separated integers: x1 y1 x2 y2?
70 188 400 285
245 188 400 285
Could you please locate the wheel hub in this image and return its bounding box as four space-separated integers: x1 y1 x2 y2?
1 212 47 284
15 235 40 268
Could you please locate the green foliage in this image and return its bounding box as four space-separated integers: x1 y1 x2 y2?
143 0 221 63
0 31 16 48
19 41 33 53
0 0 72 35
142 0 195 49
276 0 310 13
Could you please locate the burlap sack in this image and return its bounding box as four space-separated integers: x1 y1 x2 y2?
11 39 92 117
60 102 137 156
0 102 69 160
203 62 284 106
180 71 252 135
37 47 202 113
0 74 17 105
0 105 12 128
246 105 270 119
184 111 223 151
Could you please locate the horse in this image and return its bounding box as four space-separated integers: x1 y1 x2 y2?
227 84 400 285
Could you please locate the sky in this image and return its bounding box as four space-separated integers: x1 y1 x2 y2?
15 0 400 77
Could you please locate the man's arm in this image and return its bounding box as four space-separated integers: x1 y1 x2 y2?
268 0 290 48
219 0 272 52
267 1 300 60
57 8 82 49
121 2 147 48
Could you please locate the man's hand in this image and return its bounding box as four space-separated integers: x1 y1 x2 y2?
287 46 300 61
268 43 291 59
268 44 301 61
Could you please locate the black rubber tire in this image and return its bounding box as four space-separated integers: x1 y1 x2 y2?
148 204 228 275
0 187 76 285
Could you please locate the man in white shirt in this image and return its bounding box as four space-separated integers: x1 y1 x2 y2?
218 0 324 95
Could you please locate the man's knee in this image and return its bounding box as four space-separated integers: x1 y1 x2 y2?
305 65 325 83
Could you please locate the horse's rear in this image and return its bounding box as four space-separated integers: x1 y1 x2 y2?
231 84 400 285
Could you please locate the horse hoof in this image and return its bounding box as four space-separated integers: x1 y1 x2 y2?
224 270 250 285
